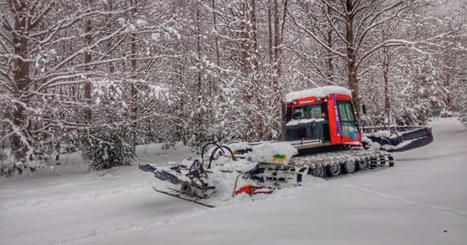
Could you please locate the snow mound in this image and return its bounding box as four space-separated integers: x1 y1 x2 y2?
285 85 352 102
249 142 298 164
227 142 298 165
286 118 325 126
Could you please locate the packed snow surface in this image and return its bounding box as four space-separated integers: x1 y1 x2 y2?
1 118 466 245
285 85 352 102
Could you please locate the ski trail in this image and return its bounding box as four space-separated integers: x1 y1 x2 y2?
53 206 213 245
53 222 158 245
1 183 148 211
340 183 467 218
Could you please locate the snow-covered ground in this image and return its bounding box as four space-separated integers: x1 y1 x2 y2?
1 118 466 245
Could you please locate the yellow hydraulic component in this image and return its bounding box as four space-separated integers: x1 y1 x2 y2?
272 154 287 164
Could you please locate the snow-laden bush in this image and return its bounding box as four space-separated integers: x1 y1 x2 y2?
460 115 467 126
459 109 467 127
457 96 467 127
0 146 8 176
393 106 429 126
80 129 135 170
361 106 429 127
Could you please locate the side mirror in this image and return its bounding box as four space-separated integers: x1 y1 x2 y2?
362 104 367 115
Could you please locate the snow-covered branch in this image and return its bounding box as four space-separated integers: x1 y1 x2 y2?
357 39 413 69
287 8 346 58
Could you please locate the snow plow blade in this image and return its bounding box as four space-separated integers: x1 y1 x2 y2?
139 163 157 173
152 187 215 208
138 161 216 201
139 163 184 185
364 126 433 152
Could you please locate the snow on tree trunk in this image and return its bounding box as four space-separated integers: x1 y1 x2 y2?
9 1 32 163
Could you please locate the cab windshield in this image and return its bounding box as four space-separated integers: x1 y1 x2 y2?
292 103 327 120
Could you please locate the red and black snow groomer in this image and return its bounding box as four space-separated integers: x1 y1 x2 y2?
139 86 433 206
280 86 433 177
275 86 392 178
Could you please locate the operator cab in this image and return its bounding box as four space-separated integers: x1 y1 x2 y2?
284 86 361 150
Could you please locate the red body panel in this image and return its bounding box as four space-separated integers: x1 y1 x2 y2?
327 94 340 145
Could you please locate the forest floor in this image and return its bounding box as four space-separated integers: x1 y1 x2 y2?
1 117 466 245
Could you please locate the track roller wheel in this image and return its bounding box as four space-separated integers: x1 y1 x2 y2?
356 158 369 170
296 167 307 183
326 162 341 177
388 154 395 167
379 154 386 166
343 160 356 174
369 156 378 168
311 165 326 178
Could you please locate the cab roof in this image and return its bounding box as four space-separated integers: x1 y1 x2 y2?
285 86 352 102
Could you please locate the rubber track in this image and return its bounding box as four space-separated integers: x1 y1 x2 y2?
249 149 394 183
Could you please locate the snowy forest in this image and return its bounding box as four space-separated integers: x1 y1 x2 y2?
1 0 466 173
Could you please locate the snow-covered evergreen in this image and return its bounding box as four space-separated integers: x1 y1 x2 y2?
81 128 135 170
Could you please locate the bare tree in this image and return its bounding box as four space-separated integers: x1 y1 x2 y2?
288 0 418 117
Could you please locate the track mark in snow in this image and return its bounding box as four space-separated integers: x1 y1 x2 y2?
0 183 147 211
51 206 211 245
340 183 467 218
52 223 147 245
396 150 467 162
